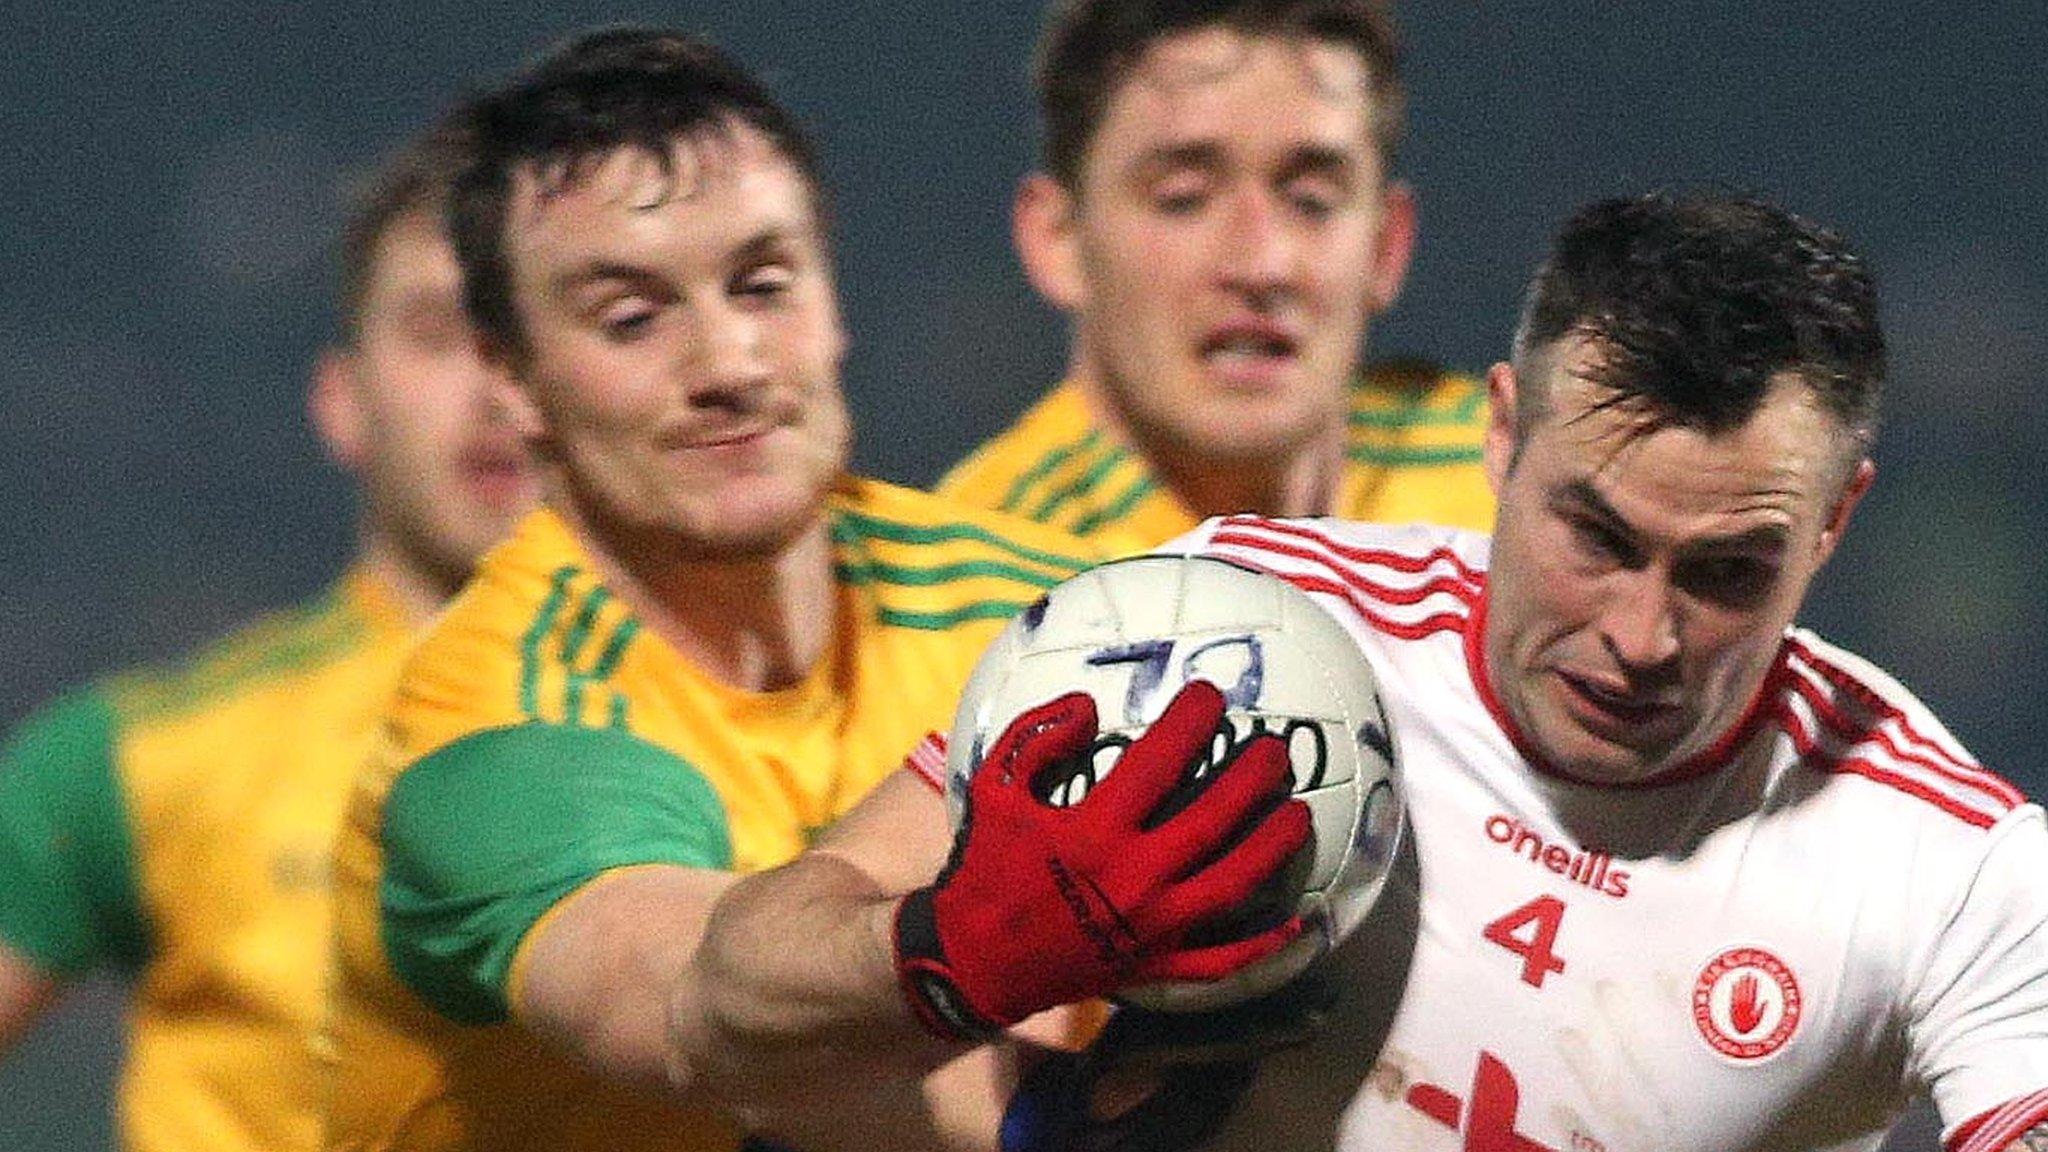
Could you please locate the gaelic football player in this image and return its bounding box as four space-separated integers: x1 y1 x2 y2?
939 0 1494 545
319 28 1302 1152
686 192 2048 1152
0 118 538 1152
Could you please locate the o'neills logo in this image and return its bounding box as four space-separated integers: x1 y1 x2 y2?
1693 947 1802 1061
1483 815 1629 898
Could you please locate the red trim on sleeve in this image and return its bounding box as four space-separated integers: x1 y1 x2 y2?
1949 1086 2048 1152
902 731 948 794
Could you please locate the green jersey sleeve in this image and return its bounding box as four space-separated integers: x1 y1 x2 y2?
0 688 148 975
378 721 733 1025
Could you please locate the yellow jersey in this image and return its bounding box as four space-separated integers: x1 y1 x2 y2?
0 571 414 1152
324 478 1105 1152
937 362 1497 545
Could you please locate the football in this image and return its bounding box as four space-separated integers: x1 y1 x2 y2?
944 552 1403 1012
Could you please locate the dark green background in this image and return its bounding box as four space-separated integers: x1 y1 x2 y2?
6 4 2043 1149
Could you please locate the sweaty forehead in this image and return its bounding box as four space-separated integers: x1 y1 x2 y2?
1542 368 1848 529
1131 26 1370 99
503 128 814 266
508 128 764 224
1100 28 1376 150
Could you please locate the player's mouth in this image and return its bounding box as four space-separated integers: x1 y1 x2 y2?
459 445 534 506
1555 670 1682 741
662 419 787 458
1199 320 1300 388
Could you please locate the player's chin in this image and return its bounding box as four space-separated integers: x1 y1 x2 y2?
671 485 830 561
1174 403 1323 461
1533 711 1681 786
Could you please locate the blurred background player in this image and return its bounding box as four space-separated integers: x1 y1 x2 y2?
0 119 538 1151
681 191 2048 1152
938 0 1494 545
319 28 1259 1152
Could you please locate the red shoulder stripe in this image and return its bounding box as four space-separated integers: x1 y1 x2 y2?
1211 527 1479 607
1773 700 2000 829
1216 515 1485 586
902 731 948 795
1218 556 1471 643
1948 1086 2048 1152
1784 673 2021 814
1785 640 2024 809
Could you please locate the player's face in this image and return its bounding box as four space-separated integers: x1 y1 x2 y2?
321 210 539 593
499 127 849 562
1481 338 1872 786
1020 27 1413 467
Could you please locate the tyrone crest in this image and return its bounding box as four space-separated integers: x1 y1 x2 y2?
1693 946 1803 1062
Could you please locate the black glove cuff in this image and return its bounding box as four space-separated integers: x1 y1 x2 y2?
893 886 1002 1043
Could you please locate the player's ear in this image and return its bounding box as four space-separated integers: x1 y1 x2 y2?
480 334 548 447
310 346 368 473
1014 173 1086 313
1365 181 1417 314
1812 457 1875 570
1482 360 1520 495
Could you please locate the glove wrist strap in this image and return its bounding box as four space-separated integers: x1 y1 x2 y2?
893 887 1003 1043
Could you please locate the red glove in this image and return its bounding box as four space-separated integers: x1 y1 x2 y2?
895 679 1312 1041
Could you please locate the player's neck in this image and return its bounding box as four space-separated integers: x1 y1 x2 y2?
1154 438 1343 520
1074 377 1344 519
354 530 466 628
563 512 838 695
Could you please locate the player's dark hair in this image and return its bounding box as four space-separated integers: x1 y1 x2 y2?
1034 0 1404 190
1510 190 1884 464
448 26 826 360
336 115 477 345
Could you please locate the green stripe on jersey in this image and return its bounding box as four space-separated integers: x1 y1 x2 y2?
874 600 1041 631
1029 446 1129 523
518 567 578 722
1345 443 1486 467
1347 381 1486 429
518 568 641 730
834 557 1070 592
379 722 732 1025
830 510 1094 574
0 688 149 974
998 430 1103 514
1071 476 1160 537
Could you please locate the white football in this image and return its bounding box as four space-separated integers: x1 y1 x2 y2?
944 553 1403 1012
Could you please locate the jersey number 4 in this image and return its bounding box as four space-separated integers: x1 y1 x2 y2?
1482 895 1568 989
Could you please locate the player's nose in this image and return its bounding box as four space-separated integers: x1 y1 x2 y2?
1598 570 1681 673
1215 188 1298 297
684 300 773 400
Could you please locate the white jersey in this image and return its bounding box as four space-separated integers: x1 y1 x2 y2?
1170 515 2048 1152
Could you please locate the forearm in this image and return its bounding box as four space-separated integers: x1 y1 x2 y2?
677 768 967 1111
679 848 966 1107
677 685 1310 1146
514 864 736 1094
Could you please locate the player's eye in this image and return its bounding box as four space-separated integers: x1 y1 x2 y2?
1567 515 1633 566
1281 180 1341 221
732 262 795 300
1151 174 1211 216
596 297 660 342
1678 555 1778 609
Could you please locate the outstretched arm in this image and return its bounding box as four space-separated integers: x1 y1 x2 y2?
676 769 998 1147
512 863 737 1093
678 769 967 1088
678 681 1311 1148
